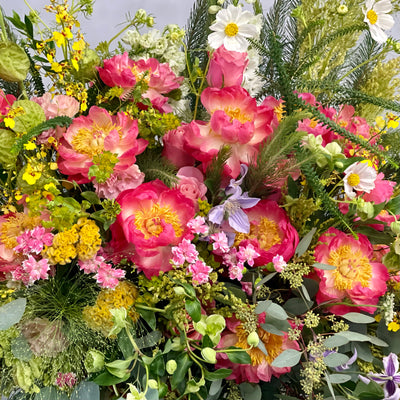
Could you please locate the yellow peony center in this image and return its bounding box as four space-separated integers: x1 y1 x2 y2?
347 173 360 187
71 121 121 157
1 214 42 249
367 9 378 25
329 245 372 290
235 324 283 366
224 22 239 37
309 119 318 129
235 217 281 251
134 204 183 240
223 106 252 124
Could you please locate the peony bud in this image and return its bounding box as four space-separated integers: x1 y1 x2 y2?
84 349 105 373
201 347 217 364
247 331 260 347
166 360 177 375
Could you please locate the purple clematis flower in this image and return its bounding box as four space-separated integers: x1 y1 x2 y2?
360 353 400 400
208 165 260 233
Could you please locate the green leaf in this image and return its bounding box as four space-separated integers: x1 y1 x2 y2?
324 335 350 349
171 352 193 390
226 348 252 364
11 335 32 361
354 380 384 400
180 282 196 297
92 371 130 386
327 374 352 384
0 129 17 168
239 382 262 400
118 329 134 359
295 227 317 257
0 298 26 330
255 272 277 288
135 331 162 349
341 313 376 324
138 307 157 330
204 368 233 381
386 196 400 215
313 262 336 270
81 191 101 205
283 298 313 315
0 42 30 82
271 349 302 368
255 300 288 320
323 353 349 368
71 382 100 400
185 298 201 322
149 353 165 377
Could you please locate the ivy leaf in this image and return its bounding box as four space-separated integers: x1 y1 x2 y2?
226 348 252 364
185 298 201 322
204 369 233 381
171 352 193 390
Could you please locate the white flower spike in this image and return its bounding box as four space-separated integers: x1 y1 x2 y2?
364 0 395 44
208 4 260 52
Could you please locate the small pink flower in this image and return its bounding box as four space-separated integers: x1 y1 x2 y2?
20 256 50 285
272 254 287 272
229 262 244 281
210 232 230 254
94 263 126 289
187 216 209 235
14 227 54 255
171 247 186 266
237 243 260 267
55 372 77 389
78 256 103 274
241 281 253 296
178 239 199 263
187 260 212 285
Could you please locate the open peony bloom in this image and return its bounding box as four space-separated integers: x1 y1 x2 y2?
110 180 196 278
183 86 275 178
314 227 389 315
57 106 147 184
363 0 394 44
216 315 299 383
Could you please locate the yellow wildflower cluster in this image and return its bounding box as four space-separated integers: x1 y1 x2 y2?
83 281 139 336
44 218 101 265
65 82 88 111
4 106 25 129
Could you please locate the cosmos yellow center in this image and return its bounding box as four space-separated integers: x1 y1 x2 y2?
71 121 120 156
328 245 372 290
347 173 360 187
235 324 283 365
134 204 183 240
235 217 281 251
224 22 239 37
367 9 378 24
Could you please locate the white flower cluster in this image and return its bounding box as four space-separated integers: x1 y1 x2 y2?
122 24 186 74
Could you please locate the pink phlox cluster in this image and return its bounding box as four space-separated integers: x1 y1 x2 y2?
187 259 213 285
237 243 260 267
171 238 199 266
272 254 287 272
55 372 77 389
221 248 244 281
14 227 54 255
228 263 244 281
210 232 230 254
187 216 209 235
94 261 126 289
12 255 50 286
79 256 125 289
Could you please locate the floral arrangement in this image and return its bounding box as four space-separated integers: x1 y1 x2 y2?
0 0 400 399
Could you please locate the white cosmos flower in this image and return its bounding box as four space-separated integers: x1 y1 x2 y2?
343 161 377 199
363 0 395 43
208 5 260 52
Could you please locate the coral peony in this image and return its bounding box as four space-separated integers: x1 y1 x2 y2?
314 227 389 314
110 180 196 278
216 315 299 383
57 106 147 184
184 86 275 178
235 200 299 266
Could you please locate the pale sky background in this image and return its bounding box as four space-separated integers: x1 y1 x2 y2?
1 0 399 49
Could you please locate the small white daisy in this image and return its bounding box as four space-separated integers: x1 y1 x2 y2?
363 0 395 44
343 161 377 199
208 5 260 52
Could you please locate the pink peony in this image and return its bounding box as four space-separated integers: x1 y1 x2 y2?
216 315 299 383
110 180 196 278
183 86 275 178
57 106 147 183
314 227 389 314
207 45 248 88
0 89 16 119
176 166 207 207
235 200 299 266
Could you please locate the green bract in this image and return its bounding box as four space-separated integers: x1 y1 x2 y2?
0 129 17 168
193 314 226 345
10 100 46 134
0 42 30 82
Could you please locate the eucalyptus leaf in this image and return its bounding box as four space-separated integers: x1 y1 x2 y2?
255 300 288 320
271 349 302 368
342 313 376 324
324 335 350 349
295 227 317 257
283 298 313 315
239 382 262 400
0 298 26 330
145 387 159 400
255 272 277 288
261 323 284 336
11 335 32 361
34 387 69 400
327 374 352 384
323 353 349 368
208 379 222 396
70 382 100 400
313 262 336 270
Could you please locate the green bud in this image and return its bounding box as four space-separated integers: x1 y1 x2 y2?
201 347 217 364
186 379 200 393
84 349 105 373
0 42 30 82
208 6 221 14
108 307 128 337
356 200 374 220
148 379 158 390
166 359 177 374
391 222 400 235
173 286 186 296
247 331 260 347
337 4 348 15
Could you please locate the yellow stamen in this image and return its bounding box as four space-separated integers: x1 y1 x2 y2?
224 22 239 37
367 9 378 25
347 173 360 187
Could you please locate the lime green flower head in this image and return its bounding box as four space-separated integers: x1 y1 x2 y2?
193 314 226 345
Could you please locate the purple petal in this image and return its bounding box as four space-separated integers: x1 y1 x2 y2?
384 353 399 377
369 374 388 385
208 205 224 225
237 193 260 209
393 375 400 384
229 209 250 233
386 380 398 398
385 386 400 400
